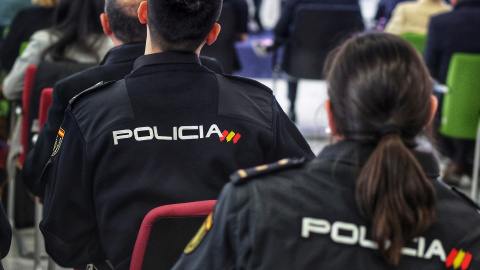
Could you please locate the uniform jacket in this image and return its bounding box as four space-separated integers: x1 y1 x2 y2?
21 43 224 197
173 141 480 270
424 0 480 84
385 0 451 35
39 51 314 269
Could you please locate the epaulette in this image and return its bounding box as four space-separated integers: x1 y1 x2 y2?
68 80 117 107
230 157 306 185
451 187 480 212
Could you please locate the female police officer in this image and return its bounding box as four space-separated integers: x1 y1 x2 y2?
172 32 480 269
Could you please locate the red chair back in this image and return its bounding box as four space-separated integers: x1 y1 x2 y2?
38 88 53 131
19 65 37 165
130 200 217 270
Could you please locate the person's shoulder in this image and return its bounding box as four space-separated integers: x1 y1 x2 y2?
430 7 454 23
56 64 119 93
230 157 307 186
216 74 274 129
68 80 119 108
219 74 273 94
434 180 480 217
68 80 134 142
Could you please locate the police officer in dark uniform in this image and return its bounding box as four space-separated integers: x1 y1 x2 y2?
21 0 223 198
39 0 314 269
172 32 480 269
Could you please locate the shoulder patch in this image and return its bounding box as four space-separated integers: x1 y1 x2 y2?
68 80 117 107
184 211 214 254
451 187 480 212
231 158 306 185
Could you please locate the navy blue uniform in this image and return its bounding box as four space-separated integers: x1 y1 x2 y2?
173 141 480 270
424 0 480 85
39 51 314 269
22 43 223 197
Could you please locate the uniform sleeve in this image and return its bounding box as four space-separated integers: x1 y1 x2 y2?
39 109 105 268
384 5 404 35
269 98 315 161
2 31 47 100
423 17 441 82
172 182 252 270
22 82 71 197
0 202 12 260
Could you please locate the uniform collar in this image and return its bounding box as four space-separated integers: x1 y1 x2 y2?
315 140 440 180
100 42 145 66
133 51 201 70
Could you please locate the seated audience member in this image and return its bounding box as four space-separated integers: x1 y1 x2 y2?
0 0 59 74
21 0 223 198
256 0 360 122
424 0 480 183
0 202 11 270
202 0 248 74
223 0 249 41
2 0 113 101
20 0 146 198
39 0 314 269
385 0 451 35
374 0 413 29
172 32 480 269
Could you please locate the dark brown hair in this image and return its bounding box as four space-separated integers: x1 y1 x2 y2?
325 32 436 265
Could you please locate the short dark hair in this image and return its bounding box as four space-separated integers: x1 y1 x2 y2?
147 0 222 52
105 0 146 44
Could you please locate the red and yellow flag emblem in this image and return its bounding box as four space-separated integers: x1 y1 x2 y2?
219 130 241 144
446 248 473 270
52 128 65 157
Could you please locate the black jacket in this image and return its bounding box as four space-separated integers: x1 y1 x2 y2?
424 0 480 84
173 141 480 270
22 43 223 197
39 51 314 269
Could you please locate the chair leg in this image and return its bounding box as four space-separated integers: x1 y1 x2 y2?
470 118 480 202
34 198 43 270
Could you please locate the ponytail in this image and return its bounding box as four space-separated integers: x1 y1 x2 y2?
355 133 436 265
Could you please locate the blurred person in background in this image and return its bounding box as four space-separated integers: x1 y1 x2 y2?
0 0 60 74
424 0 480 184
2 0 113 101
384 0 451 35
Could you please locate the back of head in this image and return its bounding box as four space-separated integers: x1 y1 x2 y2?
105 0 146 44
147 0 222 52
42 0 105 61
325 32 437 265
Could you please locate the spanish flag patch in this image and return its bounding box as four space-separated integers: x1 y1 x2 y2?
51 127 65 157
184 211 213 254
